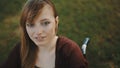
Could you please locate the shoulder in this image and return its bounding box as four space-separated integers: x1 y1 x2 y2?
56 36 81 56
10 42 21 55
57 36 80 49
7 42 21 60
56 36 88 67
0 42 21 68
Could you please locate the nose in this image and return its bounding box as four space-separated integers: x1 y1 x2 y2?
35 25 43 35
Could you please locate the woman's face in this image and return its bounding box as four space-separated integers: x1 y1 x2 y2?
26 4 58 46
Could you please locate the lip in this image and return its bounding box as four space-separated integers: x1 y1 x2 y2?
35 36 46 41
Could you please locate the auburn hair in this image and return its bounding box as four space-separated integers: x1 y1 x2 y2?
20 0 58 68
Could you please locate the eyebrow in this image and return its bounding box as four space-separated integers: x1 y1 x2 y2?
27 18 50 24
40 18 49 22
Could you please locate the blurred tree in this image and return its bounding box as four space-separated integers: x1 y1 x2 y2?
0 0 25 21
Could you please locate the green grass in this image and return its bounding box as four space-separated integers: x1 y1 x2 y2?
0 0 120 68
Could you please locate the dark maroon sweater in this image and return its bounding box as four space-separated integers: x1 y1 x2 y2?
0 36 88 68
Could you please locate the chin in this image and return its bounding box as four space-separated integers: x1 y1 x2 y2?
34 41 48 46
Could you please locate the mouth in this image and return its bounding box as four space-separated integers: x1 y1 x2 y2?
35 36 46 41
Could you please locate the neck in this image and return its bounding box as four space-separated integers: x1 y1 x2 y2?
37 36 58 52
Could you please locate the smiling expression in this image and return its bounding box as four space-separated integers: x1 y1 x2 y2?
26 4 58 46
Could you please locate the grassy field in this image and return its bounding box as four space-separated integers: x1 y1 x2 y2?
0 0 120 68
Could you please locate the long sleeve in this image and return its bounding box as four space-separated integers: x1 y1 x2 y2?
0 43 21 68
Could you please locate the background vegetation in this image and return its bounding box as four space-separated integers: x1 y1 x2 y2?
0 0 120 68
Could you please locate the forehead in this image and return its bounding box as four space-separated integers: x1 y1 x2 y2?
35 4 54 21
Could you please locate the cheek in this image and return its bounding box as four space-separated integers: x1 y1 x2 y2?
26 27 34 37
46 23 56 34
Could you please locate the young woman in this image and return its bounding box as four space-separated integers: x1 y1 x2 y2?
0 0 88 68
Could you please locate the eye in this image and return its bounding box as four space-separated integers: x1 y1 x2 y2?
26 23 34 27
42 21 50 26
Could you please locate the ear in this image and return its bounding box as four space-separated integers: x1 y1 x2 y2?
55 16 59 34
55 16 59 25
